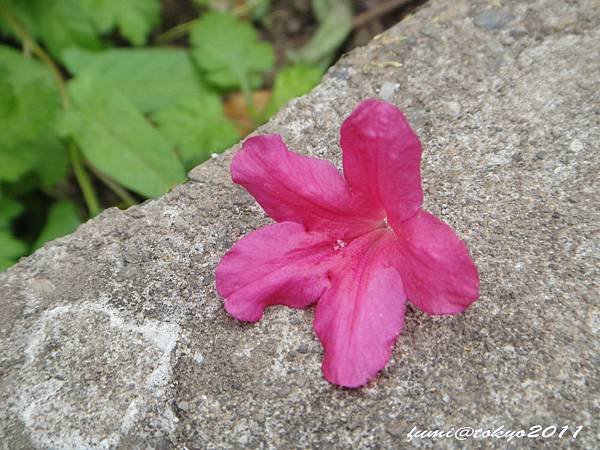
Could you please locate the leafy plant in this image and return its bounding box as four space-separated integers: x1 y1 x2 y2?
265 64 323 118
32 201 81 250
190 12 274 102
63 47 206 113
154 95 240 170
0 0 330 271
60 79 187 198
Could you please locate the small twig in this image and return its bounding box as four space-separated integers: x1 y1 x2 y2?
352 0 414 29
68 142 102 217
153 1 252 45
154 18 199 45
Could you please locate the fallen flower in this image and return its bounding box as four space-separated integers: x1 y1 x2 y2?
216 99 479 388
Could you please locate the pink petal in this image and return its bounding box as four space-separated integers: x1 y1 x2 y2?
390 210 479 315
340 99 423 224
231 134 383 239
314 229 406 388
216 222 339 322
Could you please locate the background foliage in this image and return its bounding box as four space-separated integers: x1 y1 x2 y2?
0 0 409 270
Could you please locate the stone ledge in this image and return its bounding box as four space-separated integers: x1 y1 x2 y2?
1 0 598 448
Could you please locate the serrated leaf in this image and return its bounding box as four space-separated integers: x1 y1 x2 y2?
154 95 239 170
0 229 27 260
80 0 160 46
63 48 208 113
265 65 323 118
60 79 186 198
1 79 60 148
5 0 102 61
0 49 68 187
33 200 81 250
190 12 274 90
0 62 61 183
0 49 61 147
0 195 23 229
0 45 55 88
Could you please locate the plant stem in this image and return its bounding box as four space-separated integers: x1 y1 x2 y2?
68 143 101 217
0 4 106 216
154 18 199 45
153 1 252 45
0 5 70 109
87 165 136 208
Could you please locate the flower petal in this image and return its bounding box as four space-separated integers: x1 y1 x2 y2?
313 229 406 388
231 134 383 239
340 99 423 223
216 222 338 322
390 210 479 315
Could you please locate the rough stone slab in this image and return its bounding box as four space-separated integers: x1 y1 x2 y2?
1 0 599 448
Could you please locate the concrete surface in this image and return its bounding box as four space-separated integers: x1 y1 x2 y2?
1 0 598 448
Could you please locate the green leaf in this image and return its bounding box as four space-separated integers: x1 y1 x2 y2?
0 45 55 88
0 257 15 271
265 65 323 118
0 48 68 188
80 0 161 46
63 47 208 113
0 229 27 260
251 0 273 21
190 12 274 91
1 79 60 149
0 50 61 148
60 79 186 198
154 95 239 170
32 200 81 250
0 58 62 183
0 145 36 182
0 139 66 188
6 0 102 61
0 195 23 229
289 0 353 65
33 133 70 189
312 0 332 22
0 65 16 116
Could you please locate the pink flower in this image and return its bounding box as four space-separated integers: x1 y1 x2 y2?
216 99 479 388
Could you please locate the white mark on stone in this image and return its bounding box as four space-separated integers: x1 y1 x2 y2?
443 101 462 118
193 241 205 254
569 139 583 153
120 400 140 434
18 302 180 450
162 206 180 219
25 304 72 363
193 352 205 366
379 81 399 101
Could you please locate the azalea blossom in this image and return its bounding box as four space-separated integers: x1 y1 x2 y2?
215 99 479 388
